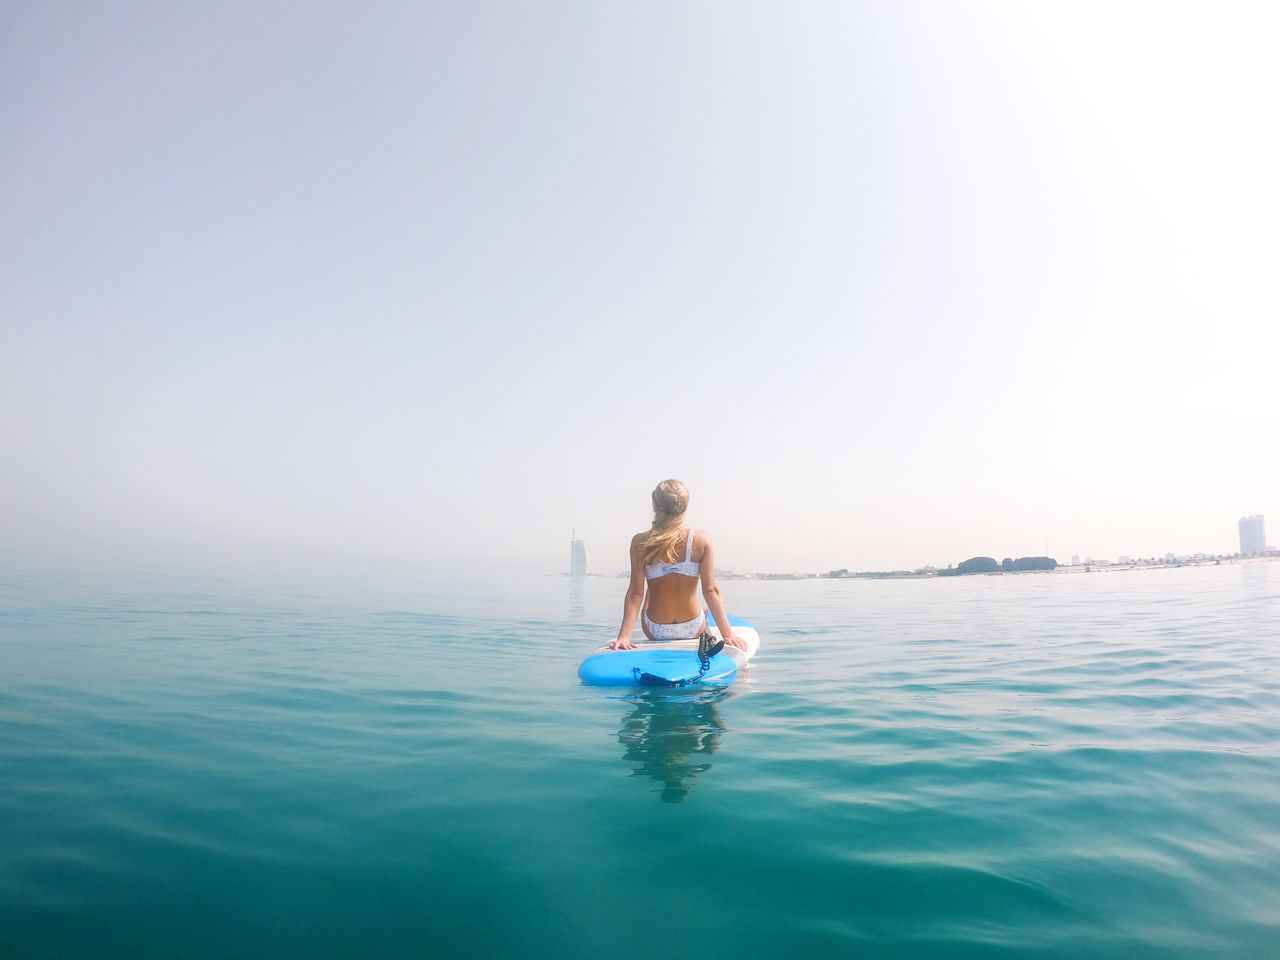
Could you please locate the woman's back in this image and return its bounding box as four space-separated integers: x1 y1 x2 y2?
644 528 700 580
639 528 704 625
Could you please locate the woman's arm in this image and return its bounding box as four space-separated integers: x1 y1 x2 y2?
612 534 646 650
698 532 748 650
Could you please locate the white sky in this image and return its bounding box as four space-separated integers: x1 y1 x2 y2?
3 1 1278 578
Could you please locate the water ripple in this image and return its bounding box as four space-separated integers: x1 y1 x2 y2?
2 563 1278 958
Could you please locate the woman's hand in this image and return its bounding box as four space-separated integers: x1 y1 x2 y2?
610 637 637 651
723 632 749 651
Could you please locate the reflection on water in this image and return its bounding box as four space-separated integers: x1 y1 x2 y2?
617 687 733 803
567 575 585 621
1240 559 1270 597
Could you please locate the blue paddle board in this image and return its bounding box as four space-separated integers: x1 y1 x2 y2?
578 614 760 687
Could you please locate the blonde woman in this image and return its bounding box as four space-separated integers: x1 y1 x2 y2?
612 480 747 652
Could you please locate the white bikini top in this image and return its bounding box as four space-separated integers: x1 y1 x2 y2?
645 530 700 580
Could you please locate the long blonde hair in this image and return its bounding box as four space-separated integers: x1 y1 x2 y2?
641 479 691 565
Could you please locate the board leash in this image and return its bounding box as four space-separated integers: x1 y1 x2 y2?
634 632 725 688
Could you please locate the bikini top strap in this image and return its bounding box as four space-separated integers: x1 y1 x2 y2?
685 529 694 562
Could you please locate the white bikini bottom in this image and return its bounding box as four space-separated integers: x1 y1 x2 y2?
643 609 706 641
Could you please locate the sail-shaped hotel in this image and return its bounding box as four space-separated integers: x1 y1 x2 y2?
570 531 589 576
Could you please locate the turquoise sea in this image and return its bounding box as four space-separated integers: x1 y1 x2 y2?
2 560 1278 959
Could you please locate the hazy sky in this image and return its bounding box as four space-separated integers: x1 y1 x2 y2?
3 1 1278 578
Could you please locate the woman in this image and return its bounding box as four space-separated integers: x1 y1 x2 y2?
612 480 748 652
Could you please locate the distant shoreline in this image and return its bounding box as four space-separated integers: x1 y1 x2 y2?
563 554 1280 580
561 554 1280 581
737 555 1279 581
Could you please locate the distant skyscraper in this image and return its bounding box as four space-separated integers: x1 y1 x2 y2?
570 531 589 576
1238 515 1266 556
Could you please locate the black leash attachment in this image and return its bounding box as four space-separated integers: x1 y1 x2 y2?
634 632 725 688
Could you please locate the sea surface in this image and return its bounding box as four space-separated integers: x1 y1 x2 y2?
2 560 1278 959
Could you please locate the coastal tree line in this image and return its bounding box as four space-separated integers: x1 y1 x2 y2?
936 556 1057 576
820 556 1059 578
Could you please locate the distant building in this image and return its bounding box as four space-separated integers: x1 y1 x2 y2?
570 531 589 576
1239 515 1266 556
